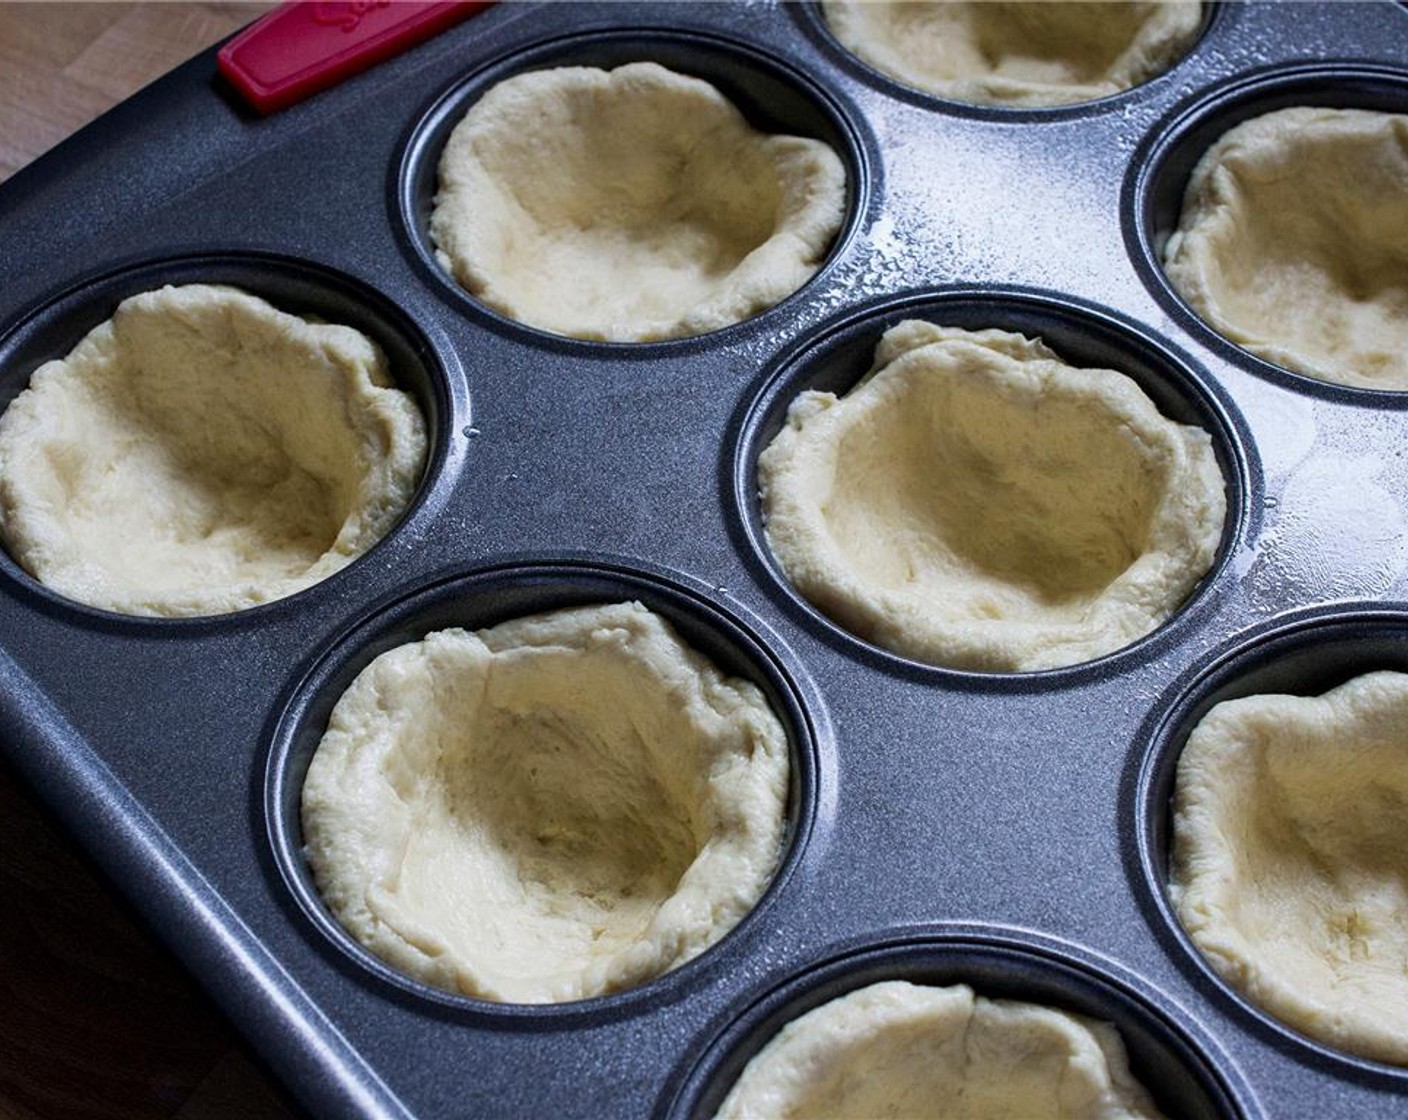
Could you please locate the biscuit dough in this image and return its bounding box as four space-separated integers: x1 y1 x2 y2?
431 62 846 342
714 981 1165 1119
1170 671 1408 1065
822 1 1202 108
301 602 790 1004
1163 107 1408 390
0 284 426 617
758 322 1225 672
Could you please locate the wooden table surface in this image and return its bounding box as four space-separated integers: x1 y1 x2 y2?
0 7 305 1117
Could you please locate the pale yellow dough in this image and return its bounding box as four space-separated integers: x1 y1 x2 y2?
714 981 1165 1119
1164 107 1408 389
822 1 1202 108
430 62 846 342
0 284 426 617
1170 671 1408 1065
301 602 790 1004
758 322 1225 672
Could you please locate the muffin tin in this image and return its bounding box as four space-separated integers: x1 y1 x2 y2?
1 2 1407 1117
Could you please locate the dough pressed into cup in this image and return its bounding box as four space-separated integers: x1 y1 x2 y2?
0 284 427 617
758 322 1225 672
714 980 1165 1119
1163 107 1408 389
821 1 1202 108
301 601 790 1004
430 61 847 342
1171 671 1408 1065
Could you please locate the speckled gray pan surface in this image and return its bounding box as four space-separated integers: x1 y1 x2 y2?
2 3 1408 1118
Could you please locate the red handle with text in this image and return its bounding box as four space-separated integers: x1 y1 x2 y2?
218 1 492 115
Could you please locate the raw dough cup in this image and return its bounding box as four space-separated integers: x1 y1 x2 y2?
0 284 427 617
430 61 847 342
758 322 1226 672
821 1 1202 108
301 602 790 1004
1171 671 1408 1065
714 980 1164 1119
1163 107 1408 389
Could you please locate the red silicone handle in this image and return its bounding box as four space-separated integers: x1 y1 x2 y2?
218 1 491 115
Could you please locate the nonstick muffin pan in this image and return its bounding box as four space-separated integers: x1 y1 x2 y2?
2 3 1407 1117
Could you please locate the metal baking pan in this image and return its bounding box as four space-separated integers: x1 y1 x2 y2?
2 2 1407 1116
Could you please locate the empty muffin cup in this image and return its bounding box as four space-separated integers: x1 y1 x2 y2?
819 1 1204 108
0 282 428 617
429 59 847 342
300 599 791 1004
755 314 1227 672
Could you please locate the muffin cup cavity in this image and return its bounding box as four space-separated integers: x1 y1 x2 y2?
0 253 454 627
667 932 1249 1120
396 29 869 351
732 289 1247 680
265 561 818 1016
1127 64 1408 399
1135 608 1408 1078
797 1 1219 118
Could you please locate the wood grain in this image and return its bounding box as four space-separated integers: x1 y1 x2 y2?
0 3 275 182
0 8 299 1117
